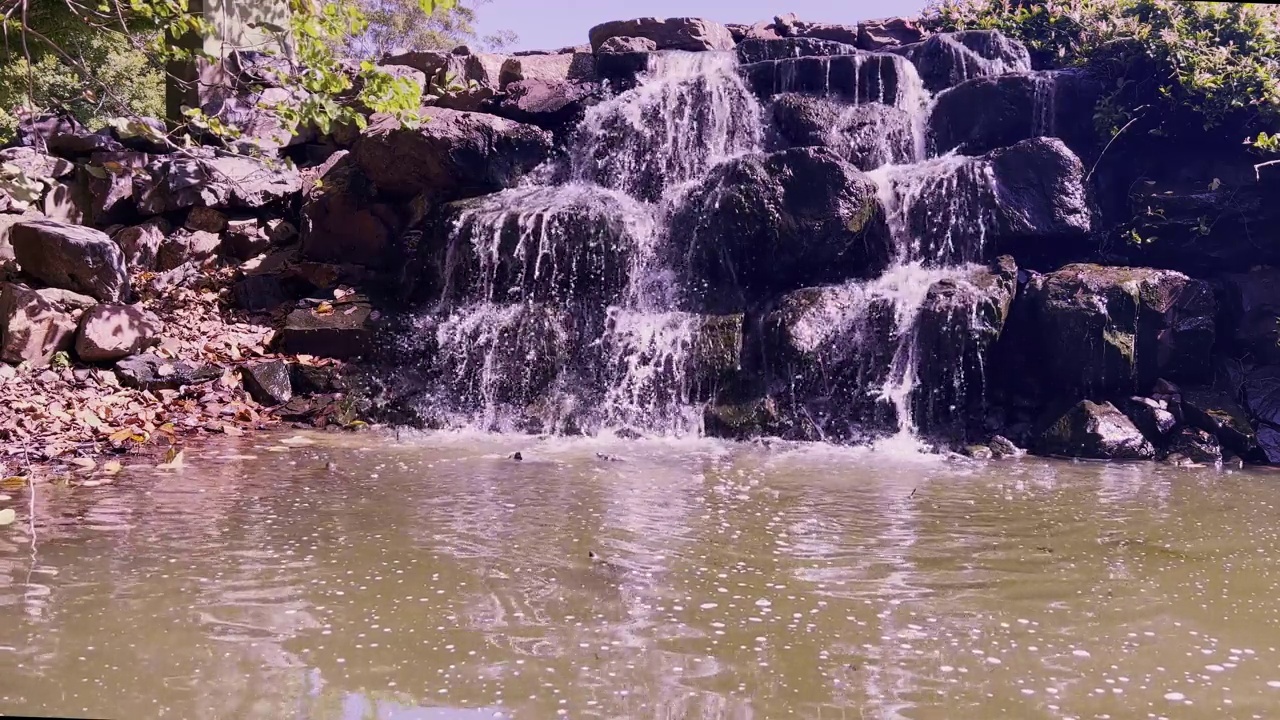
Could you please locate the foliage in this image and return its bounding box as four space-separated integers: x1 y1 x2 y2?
341 0 517 60
0 0 459 148
923 1 1280 146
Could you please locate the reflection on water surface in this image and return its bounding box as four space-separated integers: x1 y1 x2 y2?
2 430 1280 719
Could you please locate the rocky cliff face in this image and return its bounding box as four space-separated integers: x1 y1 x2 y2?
4 14 1280 467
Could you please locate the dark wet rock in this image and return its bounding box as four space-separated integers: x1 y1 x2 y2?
115 354 222 391
11 220 128 302
930 69 1104 156
486 80 601 136
232 273 289 313
275 300 378 359
74 304 161 363
498 52 595 88
670 147 891 313
857 17 926 51
1221 269 1280 365
989 435 1025 458
740 53 916 107
352 108 553 202
240 360 293 406
913 258 1018 436
1181 388 1259 459
588 17 736 53
300 152 400 269
736 37 858 64
964 444 994 460
1115 396 1178 441
598 36 657 54
138 150 301 214
892 30 1031 93
1036 400 1156 460
1166 426 1222 464
984 137 1094 261
432 186 645 306
113 219 170 271
510 451 523 461
0 282 77 365
594 50 654 91
1241 366 1280 463
704 393 792 441
157 229 221 272
1022 264 1215 397
769 95 915 169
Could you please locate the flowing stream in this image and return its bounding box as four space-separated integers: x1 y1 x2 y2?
2 431 1280 719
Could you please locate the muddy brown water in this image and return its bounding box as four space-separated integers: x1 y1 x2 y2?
3 430 1280 719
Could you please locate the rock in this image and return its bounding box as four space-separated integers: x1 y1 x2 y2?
137 150 302 213
989 435 1025 458
670 147 892 312
703 393 791 440
769 95 916 170
1221 269 1280 365
892 30 1031 93
0 209 43 269
232 274 289 313
241 360 293 406
352 108 553 202
857 17 926 51
964 444 994 460
1181 388 1259 458
1241 366 1280 463
929 69 1103 156
42 180 89 225
599 36 657 53
498 52 595 88
115 354 222 391
300 152 401 269
1036 400 1156 460
740 53 917 108
486 80 600 136
157 229 221 271
1024 264 1215 397
0 282 77 364
185 206 228 233
221 218 271 261
736 37 858 64
1166 426 1222 464
15 111 85 152
275 300 378 359
789 20 862 46
74 303 161 363
380 49 459 80
83 150 150 222
1115 396 1178 441
47 129 123 157
0 146 74 183
113 219 169 271
588 17 736 53
11 220 129 302
594 50 655 91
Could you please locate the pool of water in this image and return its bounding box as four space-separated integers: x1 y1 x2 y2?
3 430 1280 719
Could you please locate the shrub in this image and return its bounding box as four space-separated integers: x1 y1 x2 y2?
923 0 1280 147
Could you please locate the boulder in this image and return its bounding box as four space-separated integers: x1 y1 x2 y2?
1115 396 1178 441
115 354 222 391
588 17 736 53
11 220 128 302
594 50 654 91
1024 264 1215 397
232 273 290 313
0 282 77 364
599 36 657 54
1181 388 1259 458
1224 269 1280 363
1166 426 1222 464
352 108 553 201
929 69 1103 156
769 95 916 170
736 37 858 64
380 49 461 81
241 360 293 406
0 209 43 270
300 152 401 268
989 434 1025 458
892 30 1031 93
221 218 271 261
740 53 918 108
275 300 378 359
670 147 892 312
1241 365 1280 463
83 150 151 223
789 20 861 46
983 137 1095 261
113 219 169 271
0 146 74 183
74 303 161 363
486 80 600 136
157 229 221 271
857 17 926 51
1036 400 1156 460
498 52 595 88
137 150 301 214
42 179 89 224
185 206 228 233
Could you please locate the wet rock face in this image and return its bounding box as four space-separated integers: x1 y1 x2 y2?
984 137 1095 262
892 30 1031 93
1167 426 1222 464
1023 264 1215 398
1116 396 1178 441
736 37 858 64
588 17 737 53
1222 269 1280 365
352 108 553 202
769 95 915 170
1037 400 1156 460
241 360 293 406
1181 388 1259 459
740 53 917 107
11 220 129 302
670 147 892 313
275 300 379 359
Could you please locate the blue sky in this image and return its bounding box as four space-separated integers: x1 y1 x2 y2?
473 0 930 53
